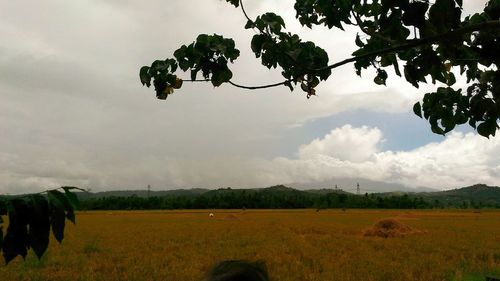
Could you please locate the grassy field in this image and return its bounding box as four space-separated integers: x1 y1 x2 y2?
1 209 499 281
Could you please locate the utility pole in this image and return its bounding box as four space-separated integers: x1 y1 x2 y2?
147 184 151 199
356 182 360 195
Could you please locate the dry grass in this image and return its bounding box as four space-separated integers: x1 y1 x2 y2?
1 210 499 281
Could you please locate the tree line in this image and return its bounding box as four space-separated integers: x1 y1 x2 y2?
78 187 500 210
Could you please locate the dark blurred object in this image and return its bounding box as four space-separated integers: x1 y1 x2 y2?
203 260 269 281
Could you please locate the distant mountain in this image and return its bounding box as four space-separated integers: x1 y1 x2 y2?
288 178 437 193
77 183 499 207
420 184 500 206
76 188 208 199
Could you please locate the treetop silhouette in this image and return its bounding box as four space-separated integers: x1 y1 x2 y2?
140 0 500 137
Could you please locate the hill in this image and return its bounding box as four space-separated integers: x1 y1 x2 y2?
421 184 500 207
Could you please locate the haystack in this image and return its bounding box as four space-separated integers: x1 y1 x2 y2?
364 218 421 238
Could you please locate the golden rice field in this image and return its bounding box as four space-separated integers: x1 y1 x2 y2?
1 209 500 281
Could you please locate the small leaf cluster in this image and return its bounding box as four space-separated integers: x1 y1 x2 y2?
0 187 80 264
140 34 240 99
140 59 182 100
413 1 500 136
174 34 240 87
247 13 331 98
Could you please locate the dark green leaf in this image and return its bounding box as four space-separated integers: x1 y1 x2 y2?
211 68 233 87
191 69 199 81
49 201 65 243
404 64 420 88
28 195 50 259
245 20 254 29
3 199 30 264
355 34 363 47
62 187 79 209
477 120 497 138
402 2 428 28
413 102 423 118
48 190 75 224
374 69 388 85
139 66 151 87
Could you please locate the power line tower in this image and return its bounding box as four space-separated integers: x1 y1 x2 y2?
147 184 151 199
335 184 338 191
356 182 360 195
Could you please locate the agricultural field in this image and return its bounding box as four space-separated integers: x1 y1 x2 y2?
1 210 499 281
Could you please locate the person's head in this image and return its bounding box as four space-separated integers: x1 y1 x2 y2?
203 260 269 281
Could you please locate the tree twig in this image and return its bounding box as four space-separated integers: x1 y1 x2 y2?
229 80 288 90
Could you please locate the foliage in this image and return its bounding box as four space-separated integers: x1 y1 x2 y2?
140 0 500 137
0 187 81 264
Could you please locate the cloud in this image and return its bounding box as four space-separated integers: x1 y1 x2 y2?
298 125 383 162
265 125 500 189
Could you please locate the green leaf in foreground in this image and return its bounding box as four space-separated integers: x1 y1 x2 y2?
3 199 30 264
28 195 50 259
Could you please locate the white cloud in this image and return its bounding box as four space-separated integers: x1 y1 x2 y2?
265 126 500 189
298 125 383 162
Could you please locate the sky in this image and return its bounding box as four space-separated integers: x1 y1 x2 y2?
0 0 498 194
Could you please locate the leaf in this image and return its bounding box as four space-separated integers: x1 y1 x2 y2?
48 190 72 212
62 187 79 209
374 69 388 85
211 68 233 87
139 66 151 87
49 201 66 243
413 102 423 118
172 78 183 89
3 199 30 264
404 64 420 88
477 120 497 138
191 69 199 81
251 35 267 57
446 72 456 86
355 34 363 47
28 195 50 259
402 2 428 28
48 190 75 224
225 0 239 8
244 20 254 29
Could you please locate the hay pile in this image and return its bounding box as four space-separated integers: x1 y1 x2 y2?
364 218 421 238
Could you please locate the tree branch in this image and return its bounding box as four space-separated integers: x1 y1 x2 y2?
180 77 289 90
178 20 500 92
239 0 253 26
323 20 500 71
228 80 288 90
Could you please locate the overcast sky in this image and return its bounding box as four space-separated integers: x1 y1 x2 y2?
1 0 498 194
